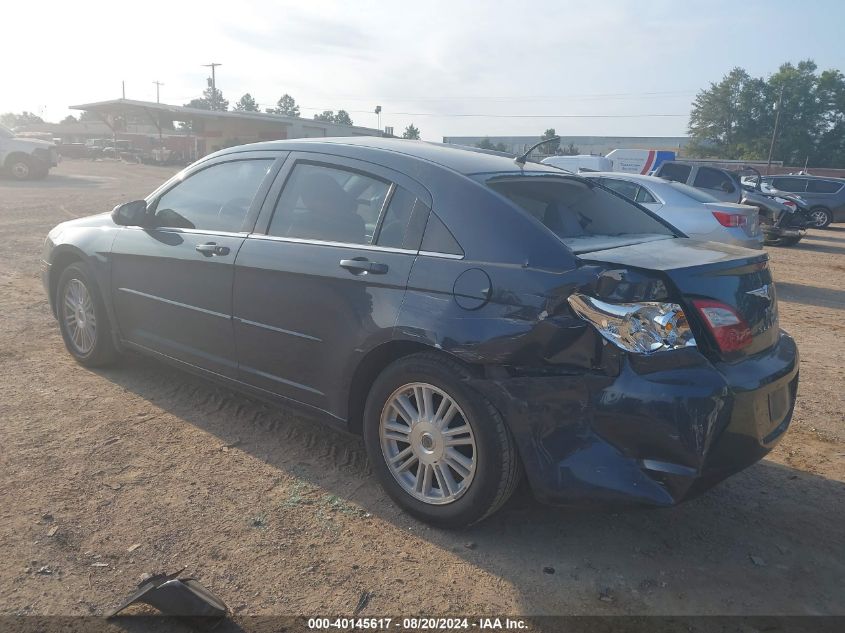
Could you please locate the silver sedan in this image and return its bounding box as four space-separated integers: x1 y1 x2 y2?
583 173 763 249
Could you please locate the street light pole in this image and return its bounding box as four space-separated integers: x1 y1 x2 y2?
766 84 785 176
202 63 222 110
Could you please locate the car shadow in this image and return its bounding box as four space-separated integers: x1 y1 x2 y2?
803 232 845 243
0 173 111 188
90 354 845 616
776 282 845 310
778 240 845 256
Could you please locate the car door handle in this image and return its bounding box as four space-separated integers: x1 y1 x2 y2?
339 258 388 275
196 242 230 257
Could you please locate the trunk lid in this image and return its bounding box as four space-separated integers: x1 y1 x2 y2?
580 238 779 360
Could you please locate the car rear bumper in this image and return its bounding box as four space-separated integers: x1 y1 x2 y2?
472 330 799 506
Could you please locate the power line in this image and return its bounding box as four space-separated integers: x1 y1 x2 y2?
294 107 688 119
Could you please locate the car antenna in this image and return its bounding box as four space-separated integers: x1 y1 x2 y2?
515 136 560 166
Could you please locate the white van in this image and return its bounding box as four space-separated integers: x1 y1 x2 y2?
605 149 676 174
540 154 612 173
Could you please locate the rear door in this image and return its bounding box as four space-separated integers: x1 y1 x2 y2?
692 167 741 203
111 151 282 376
232 152 431 417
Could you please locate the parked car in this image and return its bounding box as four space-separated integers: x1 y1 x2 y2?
759 175 845 228
654 161 812 246
0 123 58 180
42 138 798 527
581 172 763 249
652 161 743 202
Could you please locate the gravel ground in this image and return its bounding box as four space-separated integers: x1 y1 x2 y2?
0 160 843 619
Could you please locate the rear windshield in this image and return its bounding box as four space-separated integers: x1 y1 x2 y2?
487 176 676 254
667 181 720 203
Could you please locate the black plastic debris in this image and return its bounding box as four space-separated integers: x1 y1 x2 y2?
107 569 227 621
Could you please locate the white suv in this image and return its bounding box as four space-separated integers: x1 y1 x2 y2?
0 124 58 181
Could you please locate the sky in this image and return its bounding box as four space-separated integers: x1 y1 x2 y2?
3 0 845 141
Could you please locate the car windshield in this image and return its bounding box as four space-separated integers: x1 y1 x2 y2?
0 124 14 139
487 175 676 254
667 181 720 203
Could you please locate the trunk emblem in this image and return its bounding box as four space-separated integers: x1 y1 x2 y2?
746 284 772 301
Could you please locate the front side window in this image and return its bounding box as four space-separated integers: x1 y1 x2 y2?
268 163 390 244
771 177 807 192
153 159 272 232
806 179 843 194
488 176 675 254
693 167 735 193
657 163 692 183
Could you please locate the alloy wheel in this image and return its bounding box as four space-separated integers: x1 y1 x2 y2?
62 278 97 355
379 382 477 505
810 209 830 228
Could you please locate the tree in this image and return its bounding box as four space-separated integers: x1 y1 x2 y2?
334 109 353 126
541 128 561 153
266 93 300 117
687 60 845 166
234 93 260 112
184 83 229 111
475 137 496 150
314 110 335 122
0 111 44 128
560 142 580 155
79 110 100 122
61 114 78 124
402 123 420 139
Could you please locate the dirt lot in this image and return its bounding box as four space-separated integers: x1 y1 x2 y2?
1 160 843 619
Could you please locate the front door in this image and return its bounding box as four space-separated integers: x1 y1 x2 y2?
111 155 278 377
233 153 431 417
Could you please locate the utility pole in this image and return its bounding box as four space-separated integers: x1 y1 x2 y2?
766 84 785 175
153 80 164 103
122 80 125 99
202 63 222 110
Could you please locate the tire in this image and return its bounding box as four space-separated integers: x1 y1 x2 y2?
7 155 33 181
363 352 521 527
809 207 832 229
56 263 118 366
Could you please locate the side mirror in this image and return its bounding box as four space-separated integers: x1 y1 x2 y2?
112 200 147 226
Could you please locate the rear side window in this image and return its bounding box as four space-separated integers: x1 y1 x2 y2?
806 179 843 194
693 167 736 193
487 176 675 253
268 163 390 244
771 177 807 192
421 212 463 256
153 159 273 232
657 163 692 183
635 186 657 204
599 178 638 200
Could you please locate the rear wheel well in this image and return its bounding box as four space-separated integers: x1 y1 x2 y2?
347 342 468 435
49 251 85 314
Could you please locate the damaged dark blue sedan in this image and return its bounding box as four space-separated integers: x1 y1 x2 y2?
42 138 799 527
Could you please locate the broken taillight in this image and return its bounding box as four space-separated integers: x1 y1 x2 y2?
692 299 752 353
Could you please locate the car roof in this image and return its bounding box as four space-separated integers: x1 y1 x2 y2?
216 136 565 177
581 172 670 185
